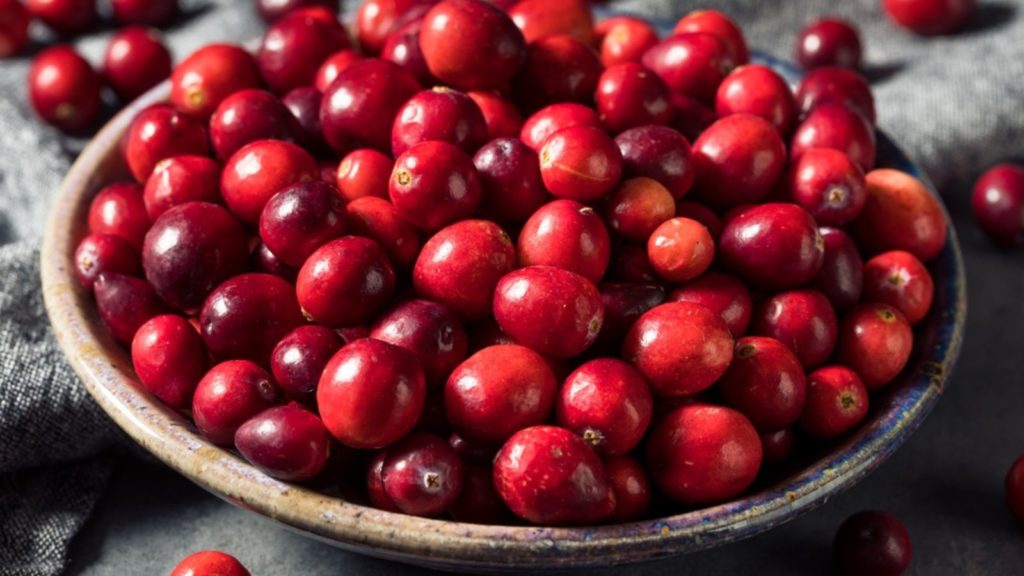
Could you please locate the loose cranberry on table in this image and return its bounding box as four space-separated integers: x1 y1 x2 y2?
647 217 715 283
517 199 610 282
88 182 150 251
1006 456 1024 525
171 550 250 576
389 141 482 231
882 0 975 35
862 250 935 325
672 9 749 65
93 272 169 345
596 15 660 68
719 203 825 291
111 0 178 26
391 87 488 157
603 177 675 241
256 0 339 23
971 163 1024 246
852 168 948 262
270 325 342 405
539 125 623 202
131 314 206 409
296 236 396 327
345 196 422 269
715 64 798 136
473 137 549 225
143 156 221 220
102 27 172 102
370 299 468 388
556 358 653 456
0 0 31 58
796 67 876 125
28 46 103 134
507 0 595 44
192 360 281 446
24 0 96 36
837 303 914 391
220 139 320 225
788 147 868 226
595 63 674 134
170 44 261 120
199 273 305 364
235 403 331 481
813 227 865 311
641 32 736 105
752 289 839 369
124 104 210 184
467 91 524 140
210 90 297 161
615 125 696 199
512 34 603 112
791 103 877 172
74 234 141 292
258 8 351 95
833 510 913 576
259 180 348 267
355 0 435 56
379 432 464 517
336 148 392 202
719 336 807 432
519 102 601 151
692 114 787 209
800 365 869 439
668 271 752 337
796 18 862 70
314 49 362 92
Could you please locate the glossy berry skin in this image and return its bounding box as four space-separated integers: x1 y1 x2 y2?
494 425 615 526
834 511 913 576
28 46 103 134
556 358 653 456
473 137 549 225
605 455 652 521
512 34 603 113
170 551 250 576
93 273 169 345
355 0 435 55
518 200 610 283
719 336 807 432
445 345 557 445
604 177 675 241
235 403 330 481
852 169 948 262
595 63 673 134
753 290 838 369
389 141 482 231
111 0 178 26
971 163 1024 246
539 126 623 202
209 90 296 161
647 217 715 283
623 301 734 397
449 464 511 524
367 451 400 511
282 88 330 157
419 0 527 91
1006 456 1024 525
171 44 261 120
796 67 876 125
646 404 762 505
143 156 221 221
413 219 516 321
380 432 464 516
391 88 487 157
0 0 31 57
258 9 351 95
131 314 207 409
715 65 797 136
788 148 868 226
124 104 210 184
74 234 141 291
142 202 248 311
296 237 396 328
493 266 604 359
672 9 749 65
791 103 876 172
863 251 934 325
259 181 348 268
593 283 666 353
796 19 862 70
837 303 914 391
336 149 392 202
720 203 825 291
270 326 342 405
669 271 752 336
315 49 362 92
800 366 869 439
192 360 281 446
692 114 787 209
641 33 736 105
813 227 864 312
508 0 594 44
102 27 172 102
467 91 524 140
382 19 433 86
220 139 320 225
615 125 696 199
882 0 974 35
520 103 601 151
24 0 96 35
370 299 468 388
596 16 660 68
345 197 422 270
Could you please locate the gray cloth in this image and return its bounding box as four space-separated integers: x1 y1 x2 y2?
0 0 1022 574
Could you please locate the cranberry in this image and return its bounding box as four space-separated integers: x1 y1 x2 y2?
74 233 141 291
671 94 719 142
220 139 320 225
124 104 210 184
192 360 280 445
199 273 304 365
753 290 838 369
413 219 515 320
813 227 864 311
1006 456 1024 525
447 432 494 464
259 181 348 268
608 243 658 283
419 0 526 90
320 59 421 154
494 425 614 525
143 156 220 221
672 9 749 65
642 33 736 105
675 199 723 238
788 148 868 226
715 64 797 136
972 163 1024 246
596 15 659 68
367 451 400 511
646 404 762 504
760 428 796 466
593 283 665 353
882 0 974 35
851 168 948 262
507 0 594 44
556 358 652 456
336 149 391 202
647 217 715 283
595 63 673 134
602 177 674 241
719 336 807 432
314 49 362 92
171 551 250 576
210 90 296 161
520 102 601 151
449 464 511 523
720 203 825 291
24 0 95 36
0 0 30 58
473 137 549 225
28 46 103 134
837 303 914 391
379 432 464 516
615 125 696 199
251 241 297 282
669 271 752 336
382 20 434 86
93 272 169 345
796 67 876 125
389 141 482 231
864 250 935 325
88 182 150 251
370 299 468 388
142 202 248 310
391 88 487 157
692 114 786 209
296 237 396 327
110 0 177 25
258 9 351 95
605 455 652 521
318 338 426 449
102 27 172 102
623 301 734 397
796 18 862 70
256 0 339 23
834 510 913 576
791 103 876 172
512 34 602 112
130 315 206 409
345 196 422 269
467 91 524 140
171 44 261 120
268 325 341 405
799 365 869 439
234 403 330 481
356 0 436 55
517 200 610 282
539 125 623 202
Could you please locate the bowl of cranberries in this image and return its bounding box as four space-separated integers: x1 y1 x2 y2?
39 1 965 571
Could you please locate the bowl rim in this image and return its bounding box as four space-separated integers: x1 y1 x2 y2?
40 62 967 573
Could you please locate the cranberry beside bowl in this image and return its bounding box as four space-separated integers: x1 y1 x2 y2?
41 40 964 576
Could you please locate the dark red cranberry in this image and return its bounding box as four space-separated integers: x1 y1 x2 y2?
672 9 749 65
220 139 320 225
111 0 178 26
972 163 1024 246
669 271 752 336
320 59 421 154
28 46 102 134
256 0 339 23
760 428 796 466
813 227 865 310
102 27 172 102
192 360 281 445
251 241 297 282
604 177 675 241
647 217 715 283
199 273 304 364
863 250 934 326
270 325 342 405
345 196 422 269
615 125 696 199
235 403 330 481
623 302 734 397
788 148 868 226
852 169 948 262
837 303 914 391
296 237 395 327
539 125 623 202
258 9 350 94
834 511 913 576
493 425 614 525
142 202 248 311
93 272 169 345
670 94 719 142
473 137 549 225
24 0 95 35
382 20 434 86
124 104 210 184
605 455 652 521
281 88 326 153
692 114 786 209
391 88 487 157
882 0 974 35
556 358 652 456
596 15 659 68
796 67 876 125
449 464 511 523
467 91 524 140
518 200 610 282
88 183 150 251
596 63 673 134
210 90 296 161
379 432 464 516
314 49 362 92
143 156 220 221
720 203 825 291
593 283 665 353
719 336 807 432
791 103 876 172
367 451 400 511
508 0 594 44
389 141 482 231
74 233 141 291
796 18 862 70
259 181 348 268
1006 456 1024 525
370 299 468 388
642 33 736 105
356 0 436 55
646 404 761 504
447 433 494 465
0 0 31 58
715 64 797 136
131 315 206 409
609 243 659 283
171 551 250 576
520 102 602 151
511 34 602 112
753 290 838 369
336 149 391 202
171 44 261 120
675 199 723 238
800 365 869 439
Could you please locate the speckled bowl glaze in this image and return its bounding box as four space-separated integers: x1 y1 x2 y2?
41 51 965 572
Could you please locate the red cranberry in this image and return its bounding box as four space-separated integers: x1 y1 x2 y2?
28 46 102 134
672 9 749 65
812 227 864 311
142 202 248 310
675 199 723 238
972 163 1024 246
556 358 652 456
863 250 934 326
210 90 296 161
788 148 868 226
449 464 511 523
252 241 297 282
258 9 350 95
171 551 250 576
382 20 434 86
882 0 974 35
692 114 786 209
852 169 948 262
753 290 838 369
318 338 426 449
493 266 604 359
539 125 623 202
87 182 150 251
473 137 549 225
131 314 206 409
336 149 391 202
791 103 876 172
760 428 796 466
320 59 421 154
370 299 468 388
256 0 339 23
199 273 304 365
143 156 220 221
800 365 869 439
647 217 715 283
720 203 825 291
296 237 396 327
389 141 482 231
623 301 734 397
367 451 400 511
391 88 487 157
74 233 141 291
445 344 557 445
259 181 348 267
593 283 665 353
595 63 673 134
124 104 210 185
379 432 464 516
413 219 515 320
111 0 178 26
646 404 762 504
605 455 652 521
0 0 31 58
493 425 614 525
467 91 524 140
356 0 436 55
603 177 675 241
270 325 342 405
24 0 95 35
235 403 330 482
615 125 695 199
1006 456 1024 525
796 67 876 125
220 139 319 225
520 102 601 151
508 0 594 44
796 18 862 70
596 15 659 68
518 200 610 282
671 94 719 142
669 271 752 336
102 27 172 102
719 336 807 432
192 360 280 445
642 33 736 105
170 44 261 120
345 196 422 269
715 64 797 136
93 272 169 345
834 511 913 576
511 34 602 112
837 303 914 390
314 49 362 92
